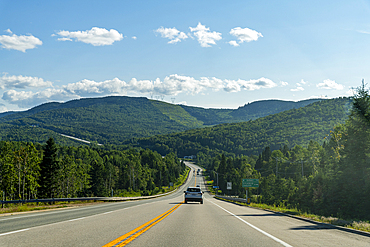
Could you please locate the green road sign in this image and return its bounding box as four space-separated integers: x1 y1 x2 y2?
242 179 259 188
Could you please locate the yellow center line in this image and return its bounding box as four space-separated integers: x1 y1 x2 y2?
103 202 183 247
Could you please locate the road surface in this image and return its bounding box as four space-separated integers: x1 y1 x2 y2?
0 162 369 246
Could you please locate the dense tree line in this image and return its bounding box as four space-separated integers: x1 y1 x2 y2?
0 139 186 200
198 84 370 220
137 97 351 157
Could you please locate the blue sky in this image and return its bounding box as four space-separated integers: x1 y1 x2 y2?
0 0 369 112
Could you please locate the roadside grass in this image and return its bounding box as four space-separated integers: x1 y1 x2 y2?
216 197 370 233
0 200 99 215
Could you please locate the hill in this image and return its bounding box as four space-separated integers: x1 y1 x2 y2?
0 96 328 145
133 97 351 156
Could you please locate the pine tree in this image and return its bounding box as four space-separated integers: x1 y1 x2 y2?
39 138 59 198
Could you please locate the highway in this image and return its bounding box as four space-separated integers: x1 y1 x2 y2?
0 162 369 246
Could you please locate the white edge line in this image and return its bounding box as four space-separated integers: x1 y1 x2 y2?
0 229 30 237
208 199 293 247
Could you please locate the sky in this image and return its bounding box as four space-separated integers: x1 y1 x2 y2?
0 0 370 112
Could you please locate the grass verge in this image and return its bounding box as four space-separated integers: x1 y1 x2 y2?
0 200 102 215
216 197 370 233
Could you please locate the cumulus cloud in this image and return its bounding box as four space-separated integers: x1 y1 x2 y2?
2 88 76 108
229 27 263 45
132 36 137 40
55 27 123 46
0 73 52 89
189 23 222 47
224 78 276 92
0 30 42 52
2 74 278 108
299 79 307 85
280 81 289 86
228 40 239 47
155 27 188 44
316 79 344 90
63 78 127 96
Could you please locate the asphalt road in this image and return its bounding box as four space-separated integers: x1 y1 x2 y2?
0 162 369 246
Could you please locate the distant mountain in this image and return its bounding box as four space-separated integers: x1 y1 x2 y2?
134 97 352 157
231 99 323 120
0 96 330 145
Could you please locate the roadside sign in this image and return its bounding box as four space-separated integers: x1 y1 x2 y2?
242 179 259 188
227 182 232 190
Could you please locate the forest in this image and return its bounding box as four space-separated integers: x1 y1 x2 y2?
0 138 187 200
197 84 370 220
135 97 351 157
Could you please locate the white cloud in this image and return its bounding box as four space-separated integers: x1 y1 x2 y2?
55 27 123 46
224 78 276 92
229 27 263 44
280 81 289 86
316 79 344 90
132 36 137 40
0 73 52 89
345 88 356 96
228 40 239 47
299 79 307 85
291 86 304 92
357 30 370 34
189 23 222 47
1 75 277 108
58 37 72 42
155 27 188 44
2 88 76 108
0 30 42 52
64 78 127 96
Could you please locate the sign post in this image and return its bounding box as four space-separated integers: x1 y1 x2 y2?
242 179 259 204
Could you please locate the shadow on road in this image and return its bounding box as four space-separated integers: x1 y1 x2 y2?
290 224 335 230
235 213 283 217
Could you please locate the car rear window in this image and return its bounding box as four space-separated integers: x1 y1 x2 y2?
188 188 200 192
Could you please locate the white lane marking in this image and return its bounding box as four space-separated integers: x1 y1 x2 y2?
0 229 30 237
209 200 293 247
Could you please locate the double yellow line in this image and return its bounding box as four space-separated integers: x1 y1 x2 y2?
104 168 200 246
103 202 183 247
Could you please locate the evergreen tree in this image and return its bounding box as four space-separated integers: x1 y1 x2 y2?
39 137 59 198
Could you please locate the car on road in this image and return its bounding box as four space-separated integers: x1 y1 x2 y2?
184 186 203 204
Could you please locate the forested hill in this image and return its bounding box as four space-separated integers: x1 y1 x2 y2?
0 96 327 145
231 99 323 120
134 97 351 157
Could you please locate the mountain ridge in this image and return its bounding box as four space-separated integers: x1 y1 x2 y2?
0 96 331 146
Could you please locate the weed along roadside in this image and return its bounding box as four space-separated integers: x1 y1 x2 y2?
214 195 370 235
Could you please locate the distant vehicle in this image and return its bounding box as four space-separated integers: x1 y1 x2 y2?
184 187 203 204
